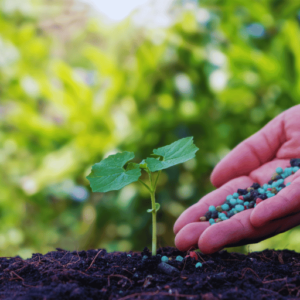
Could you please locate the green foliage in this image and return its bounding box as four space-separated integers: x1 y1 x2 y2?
86 152 141 193
145 137 199 172
87 137 199 255
87 137 198 193
1 0 300 258
147 203 160 213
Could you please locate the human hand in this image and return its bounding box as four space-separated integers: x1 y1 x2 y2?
173 104 300 254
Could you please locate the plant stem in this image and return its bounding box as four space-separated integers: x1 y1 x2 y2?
147 170 153 185
139 169 159 256
147 170 158 256
153 170 161 191
150 191 157 256
138 179 152 193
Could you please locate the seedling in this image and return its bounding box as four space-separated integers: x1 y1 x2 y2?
86 137 199 255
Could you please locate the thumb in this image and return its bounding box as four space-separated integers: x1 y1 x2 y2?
210 112 286 188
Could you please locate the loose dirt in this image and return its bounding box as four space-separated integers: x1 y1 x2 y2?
1 247 300 299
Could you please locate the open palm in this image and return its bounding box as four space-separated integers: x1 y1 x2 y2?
173 105 300 254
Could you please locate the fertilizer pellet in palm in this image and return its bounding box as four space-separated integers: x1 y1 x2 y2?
199 159 300 225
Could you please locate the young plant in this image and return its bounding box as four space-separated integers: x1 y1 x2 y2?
86 137 199 256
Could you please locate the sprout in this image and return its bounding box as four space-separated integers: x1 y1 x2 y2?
86 137 199 255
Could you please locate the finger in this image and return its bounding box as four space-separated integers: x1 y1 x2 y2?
283 170 300 184
199 209 269 253
210 112 286 188
224 209 300 248
250 175 300 228
198 206 300 254
248 159 290 183
175 196 300 253
174 222 209 251
173 176 253 235
174 159 299 237
174 159 297 235
175 209 254 252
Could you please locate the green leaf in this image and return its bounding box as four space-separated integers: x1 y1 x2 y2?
86 152 141 193
155 202 160 212
146 203 160 213
125 162 140 171
145 137 199 172
139 160 148 169
150 154 163 159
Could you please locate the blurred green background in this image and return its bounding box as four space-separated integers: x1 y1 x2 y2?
1 0 300 259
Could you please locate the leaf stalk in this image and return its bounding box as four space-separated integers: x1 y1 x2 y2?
138 179 152 193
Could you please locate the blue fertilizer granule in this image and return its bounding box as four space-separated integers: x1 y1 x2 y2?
176 256 184 262
161 256 169 262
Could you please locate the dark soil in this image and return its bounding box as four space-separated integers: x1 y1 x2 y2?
1 246 300 300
